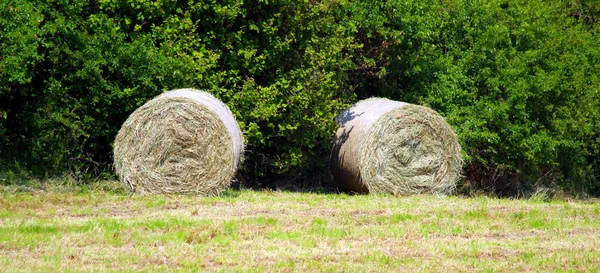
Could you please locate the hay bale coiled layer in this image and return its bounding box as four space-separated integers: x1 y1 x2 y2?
113 88 244 195
329 98 462 195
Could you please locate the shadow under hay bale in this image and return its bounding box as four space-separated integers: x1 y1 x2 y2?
329 98 462 195
113 89 244 195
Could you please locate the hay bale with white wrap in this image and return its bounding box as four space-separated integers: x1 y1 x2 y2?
113 88 244 195
330 98 462 195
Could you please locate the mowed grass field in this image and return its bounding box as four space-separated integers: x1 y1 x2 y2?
1 182 599 272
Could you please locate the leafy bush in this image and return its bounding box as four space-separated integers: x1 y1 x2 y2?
345 0 600 195
1 0 196 175
100 0 360 181
0 0 43 141
0 0 358 184
1 0 599 195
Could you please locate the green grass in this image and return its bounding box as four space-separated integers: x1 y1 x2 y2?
1 182 599 272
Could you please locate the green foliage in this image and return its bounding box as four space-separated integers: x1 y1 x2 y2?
1 0 599 194
567 0 600 28
1 0 196 175
346 0 600 194
123 0 359 179
0 0 358 183
0 0 43 139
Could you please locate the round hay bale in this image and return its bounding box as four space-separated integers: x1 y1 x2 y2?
113 88 244 195
329 98 462 195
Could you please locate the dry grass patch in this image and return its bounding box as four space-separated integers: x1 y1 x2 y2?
1 185 599 272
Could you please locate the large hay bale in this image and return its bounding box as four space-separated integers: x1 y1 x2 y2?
113 88 244 195
329 98 462 195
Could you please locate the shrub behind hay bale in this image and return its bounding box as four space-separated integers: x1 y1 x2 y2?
113 88 244 195
330 98 462 195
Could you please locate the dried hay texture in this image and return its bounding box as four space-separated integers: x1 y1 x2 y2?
113 89 244 195
330 98 462 195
